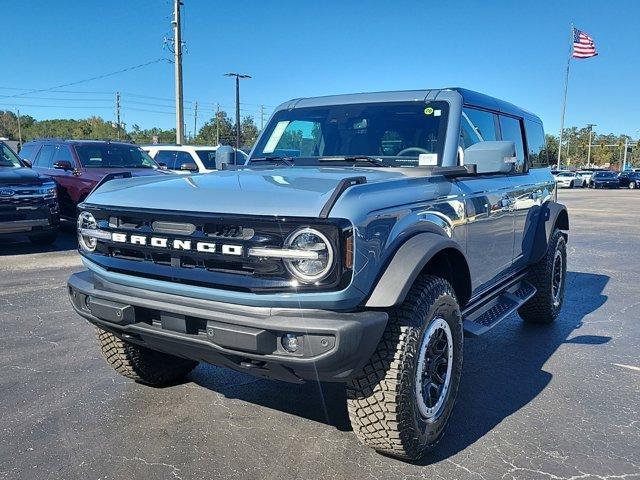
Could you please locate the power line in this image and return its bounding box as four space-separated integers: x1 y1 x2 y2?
0 58 169 99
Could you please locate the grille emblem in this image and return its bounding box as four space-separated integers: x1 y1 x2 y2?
0 189 15 197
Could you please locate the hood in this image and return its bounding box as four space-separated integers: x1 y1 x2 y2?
0 166 48 185
86 166 409 217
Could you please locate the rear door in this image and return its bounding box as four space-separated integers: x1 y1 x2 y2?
457 107 516 292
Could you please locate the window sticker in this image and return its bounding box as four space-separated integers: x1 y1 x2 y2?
433 109 442 117
263 121 290 154
419 153 438 166
424 107 434 115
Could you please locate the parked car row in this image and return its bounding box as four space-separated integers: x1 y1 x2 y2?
552 169 640 189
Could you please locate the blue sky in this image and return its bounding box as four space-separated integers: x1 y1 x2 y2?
1 0 638 138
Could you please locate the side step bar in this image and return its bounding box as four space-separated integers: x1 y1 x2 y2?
462 279 537 336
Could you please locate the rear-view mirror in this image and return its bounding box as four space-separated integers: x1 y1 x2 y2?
463 141 516 174
180 162 198 172
53 160 73 171
215 146 235 170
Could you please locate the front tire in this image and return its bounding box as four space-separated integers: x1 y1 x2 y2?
95 327 198 386
630 182 636 190
518 229 567 324
346 276 463 460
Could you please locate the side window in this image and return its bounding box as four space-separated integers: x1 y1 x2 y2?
18 144 39 162
34 145 57 168
154 150 178 169
460 108 497 149
52 145 75 166
176 151 194 169
499 115 526 173
524 120 548 168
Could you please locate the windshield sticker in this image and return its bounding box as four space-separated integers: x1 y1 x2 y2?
263 121 290 154
419 153 438 166
433 109 442 117
424 107 434 115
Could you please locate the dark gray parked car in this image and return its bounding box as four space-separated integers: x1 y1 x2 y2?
68 88 568 460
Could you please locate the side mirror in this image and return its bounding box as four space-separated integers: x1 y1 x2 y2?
215 145 235 170
53 160 73 171
463 141 516 174
22 158 32 168
180 162 199 172
158 162 168 170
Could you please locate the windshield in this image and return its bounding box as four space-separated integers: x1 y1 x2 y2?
251 101 449 167
75 144 158 169
557 172 574 177
0 143 22 168
594 171 617 178
195 150 217 169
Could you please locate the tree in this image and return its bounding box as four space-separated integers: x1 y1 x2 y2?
240 115 259 149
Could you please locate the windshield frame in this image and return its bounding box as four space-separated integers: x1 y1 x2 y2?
0 142 24 168
250 100 451 168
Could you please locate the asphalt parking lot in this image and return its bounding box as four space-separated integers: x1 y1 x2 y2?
1 189 639 480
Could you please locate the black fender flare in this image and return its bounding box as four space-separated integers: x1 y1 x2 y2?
523 201 569 265
365 232 471 308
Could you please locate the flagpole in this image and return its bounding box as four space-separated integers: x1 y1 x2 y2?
557 24 574 170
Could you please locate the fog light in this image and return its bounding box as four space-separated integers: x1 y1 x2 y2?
281 333 300 353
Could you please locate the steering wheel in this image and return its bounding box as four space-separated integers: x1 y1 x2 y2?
396 147 430 156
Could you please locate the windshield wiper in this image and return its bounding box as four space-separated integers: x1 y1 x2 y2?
250 156 295 166
319 156 388 167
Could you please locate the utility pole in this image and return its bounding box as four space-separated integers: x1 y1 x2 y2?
193 101 198 142
215 103 220 144
586 123 596 167
115 92 121 140
224 73 251 164
15 109 22 149
260 105 264 131
173 0 185 145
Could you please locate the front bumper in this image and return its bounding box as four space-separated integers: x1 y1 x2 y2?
0 202 59 237
68 270 388 383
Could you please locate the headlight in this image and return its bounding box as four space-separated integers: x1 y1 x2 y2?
77 212 98 252
284 228 334 283
39 183 57 198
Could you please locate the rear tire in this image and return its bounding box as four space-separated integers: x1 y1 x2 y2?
518 229 567 324
95 327 198 386
346 275 463 460
28 230 58 246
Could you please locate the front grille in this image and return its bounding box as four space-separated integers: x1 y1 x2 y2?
81 205 352 293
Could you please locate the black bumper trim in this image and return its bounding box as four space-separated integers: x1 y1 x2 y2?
68 270 387 383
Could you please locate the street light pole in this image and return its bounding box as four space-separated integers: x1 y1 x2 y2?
224 72 251 164
173 0 185 145
586 123 597 167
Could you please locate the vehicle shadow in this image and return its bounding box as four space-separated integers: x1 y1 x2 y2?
188 271 609 451
0 223 77 256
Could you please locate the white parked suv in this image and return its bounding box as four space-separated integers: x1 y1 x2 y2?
142 145 248 173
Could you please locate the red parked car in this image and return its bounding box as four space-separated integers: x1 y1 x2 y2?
19 140 170 219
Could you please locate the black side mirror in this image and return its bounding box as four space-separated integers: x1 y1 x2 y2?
53 160 73 171
180 162 199 172
22 158 32 168
158 162 168 170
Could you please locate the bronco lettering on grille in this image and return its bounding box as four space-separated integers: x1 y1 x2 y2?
110 232 243 256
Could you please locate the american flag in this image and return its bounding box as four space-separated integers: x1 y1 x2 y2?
573 28 598 59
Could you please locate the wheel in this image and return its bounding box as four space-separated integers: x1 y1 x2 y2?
518 229 567 324
346 275 463 460
630 182 636 190
568 181 574 189
95 327 198 386
582 181 587 188
28 230 58 246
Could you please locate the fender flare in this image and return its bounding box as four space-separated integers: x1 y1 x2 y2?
365 232 471 308
524 201 569 265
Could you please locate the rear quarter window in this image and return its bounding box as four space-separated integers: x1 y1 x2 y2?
525 119 548 168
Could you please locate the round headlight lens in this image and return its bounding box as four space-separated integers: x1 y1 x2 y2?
284 228 334 283
77 211 98 252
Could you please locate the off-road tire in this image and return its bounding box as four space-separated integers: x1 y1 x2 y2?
95 327 198 386
518 229 567 324
28 231 58 246
346 275 463 461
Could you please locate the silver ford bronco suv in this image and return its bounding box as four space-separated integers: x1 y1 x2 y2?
68 88 568 460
